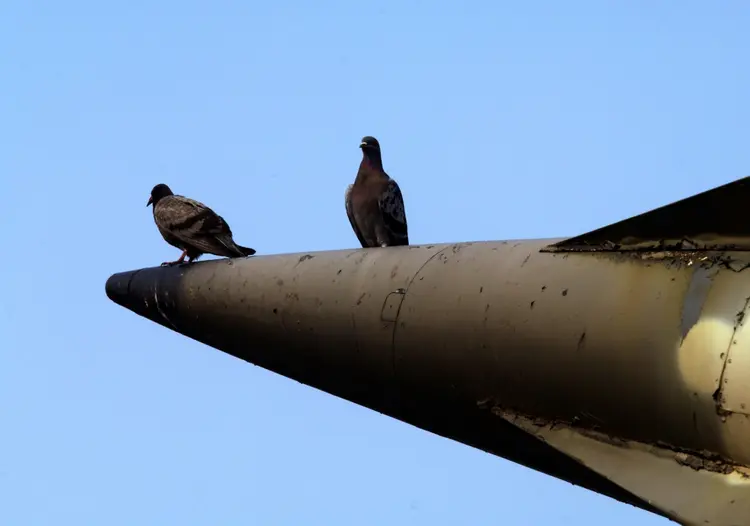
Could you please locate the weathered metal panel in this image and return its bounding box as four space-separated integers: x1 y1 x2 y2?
499 413 750 526
717 294 750 416
393 241 750 461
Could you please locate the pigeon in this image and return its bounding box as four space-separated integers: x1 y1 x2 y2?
146 183 256 266
345 136 409 248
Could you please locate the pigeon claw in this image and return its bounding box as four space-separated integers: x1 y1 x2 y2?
160 250 189 267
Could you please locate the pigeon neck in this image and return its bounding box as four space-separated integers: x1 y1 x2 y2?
360 152 383 172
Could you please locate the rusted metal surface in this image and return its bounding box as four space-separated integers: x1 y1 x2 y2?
106 235 750 525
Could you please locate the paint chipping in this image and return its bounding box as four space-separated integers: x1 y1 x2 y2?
674 453 735 474
577 331 586 351
713 295 750 412
481 401 745 476
153 289 179 331
575 428 630 448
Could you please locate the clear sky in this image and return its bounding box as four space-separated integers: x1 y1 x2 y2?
2 1 749 524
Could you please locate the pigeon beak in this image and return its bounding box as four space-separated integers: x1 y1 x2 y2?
147 196 153 207
359 142 367 148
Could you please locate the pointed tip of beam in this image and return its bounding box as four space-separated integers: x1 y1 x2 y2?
105 264 183 316
105 269 139 308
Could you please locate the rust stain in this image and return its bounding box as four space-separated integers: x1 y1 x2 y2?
674 453 735 475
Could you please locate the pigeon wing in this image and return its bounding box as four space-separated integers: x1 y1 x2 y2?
155 196 235 254
345 184 368 248
377 178 409 245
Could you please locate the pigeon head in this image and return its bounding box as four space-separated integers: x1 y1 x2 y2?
359 136 384 169
147 183 174 207
359 136 380 151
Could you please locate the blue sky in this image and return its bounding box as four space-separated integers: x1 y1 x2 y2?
2 1 749 524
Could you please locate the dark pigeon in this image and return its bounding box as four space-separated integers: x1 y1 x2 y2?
146 183 256 266
345 136 409 248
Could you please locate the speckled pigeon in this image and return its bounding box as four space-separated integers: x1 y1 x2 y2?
147 183 256 266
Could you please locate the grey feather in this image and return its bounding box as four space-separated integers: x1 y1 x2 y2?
377 179 408 245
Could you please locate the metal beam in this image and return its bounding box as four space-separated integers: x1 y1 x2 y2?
106 177 750 525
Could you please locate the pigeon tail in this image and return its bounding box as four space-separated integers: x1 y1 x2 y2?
211 234 256 258
235 244 256 257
